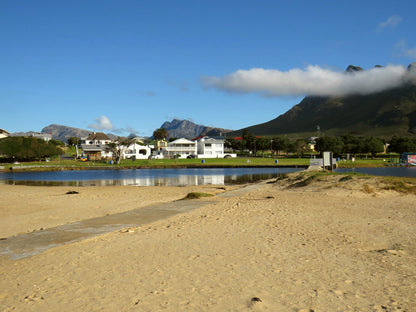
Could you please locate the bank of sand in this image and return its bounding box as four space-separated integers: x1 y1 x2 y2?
1 172 416 311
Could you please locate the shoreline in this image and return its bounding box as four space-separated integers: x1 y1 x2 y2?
1 164 310 172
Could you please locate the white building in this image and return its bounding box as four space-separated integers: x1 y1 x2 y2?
80 132 113 160
196 136 225 158
163 138 197 158
159 136 236 159
81 132 112 145
122 143 151 160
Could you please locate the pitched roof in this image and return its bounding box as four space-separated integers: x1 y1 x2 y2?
81 144 108 151
168 138 195 144
85 132 111 141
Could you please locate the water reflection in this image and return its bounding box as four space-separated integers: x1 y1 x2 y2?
0 168 301 187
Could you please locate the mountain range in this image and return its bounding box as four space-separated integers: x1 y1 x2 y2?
7 120 231 143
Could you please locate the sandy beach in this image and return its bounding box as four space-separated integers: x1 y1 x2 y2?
1 172 415 311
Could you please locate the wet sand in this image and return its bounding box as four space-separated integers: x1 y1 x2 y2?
1 172 415 311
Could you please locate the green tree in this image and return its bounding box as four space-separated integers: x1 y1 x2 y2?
225 137 239 151
153 128 169 141
315 137 344 156
271 137 290 155
0 137 61 161
256 137 271 156
342 135 365 155
388 136 416 154
363 137 384 158
68 137 80 146
107 137 135 164
288 139 310 157
243 131 257 154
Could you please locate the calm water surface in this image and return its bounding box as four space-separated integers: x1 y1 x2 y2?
0 167 302 186
334 166 416 178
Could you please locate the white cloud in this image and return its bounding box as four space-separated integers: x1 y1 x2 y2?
403 47 416 58
201 65 409 97
89 115 113 131
378 15 402 31
394 40 416 59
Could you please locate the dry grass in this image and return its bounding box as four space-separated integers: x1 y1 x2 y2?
275 170 416 196
382 177 416 195
363 184 375 194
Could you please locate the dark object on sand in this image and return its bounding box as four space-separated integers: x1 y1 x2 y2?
66 191 79 195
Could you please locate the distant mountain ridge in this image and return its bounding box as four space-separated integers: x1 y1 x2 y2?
8 120 231 143
41 124 91 143
160 119 232 139
230 63 416 138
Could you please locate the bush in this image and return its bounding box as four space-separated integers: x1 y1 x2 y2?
0 137 62 161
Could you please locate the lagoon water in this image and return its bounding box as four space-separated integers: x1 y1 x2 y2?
334 167 416 178
1 167 414 187
0 167 303 187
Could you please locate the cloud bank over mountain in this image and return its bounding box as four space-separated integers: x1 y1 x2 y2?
202 64 416 97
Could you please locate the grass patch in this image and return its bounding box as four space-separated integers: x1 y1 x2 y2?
288 172 327 188
382 177 416 195
182 192 214 200
339 175 353 182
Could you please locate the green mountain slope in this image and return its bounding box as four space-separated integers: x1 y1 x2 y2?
233 83 416 138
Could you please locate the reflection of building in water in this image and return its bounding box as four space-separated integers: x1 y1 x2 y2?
80 175 225 186
197 175 224 185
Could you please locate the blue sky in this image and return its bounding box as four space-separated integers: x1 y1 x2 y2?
1 0 416 137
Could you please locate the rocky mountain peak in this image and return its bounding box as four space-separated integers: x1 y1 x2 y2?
346 65 363 73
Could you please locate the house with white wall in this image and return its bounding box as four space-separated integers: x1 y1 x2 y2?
163 138 197 158
122 143 151 160
81 132 112 145
158 136 236 159
80 132 113 160
196 136 225 158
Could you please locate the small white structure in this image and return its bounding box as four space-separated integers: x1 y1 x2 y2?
164 138 197 158
151 150 164 159
31 132 52 141
0 129 10 139
122 143 151 160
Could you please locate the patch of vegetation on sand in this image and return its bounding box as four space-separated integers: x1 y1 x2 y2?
182 192 214 200
287 171 333 188
381 177 416 195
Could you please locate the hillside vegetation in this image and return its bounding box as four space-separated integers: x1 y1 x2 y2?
232 83 416 138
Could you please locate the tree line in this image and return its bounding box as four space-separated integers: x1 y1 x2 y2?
0 137 64 161
225 132 416 157
1 133 415 162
